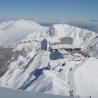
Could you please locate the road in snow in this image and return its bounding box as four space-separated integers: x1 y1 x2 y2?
67 57 88 96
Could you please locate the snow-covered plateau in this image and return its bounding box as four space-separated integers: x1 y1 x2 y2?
0 20 98 98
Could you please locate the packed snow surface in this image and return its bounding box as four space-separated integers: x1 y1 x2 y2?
74 57 98 96
0 87 66 98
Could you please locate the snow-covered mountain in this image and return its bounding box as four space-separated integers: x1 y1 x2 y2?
0 20 43 48
0 20 98 97
49 24 97 49
87 37 98 58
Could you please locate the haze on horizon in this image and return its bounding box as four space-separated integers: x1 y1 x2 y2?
0 0 98 22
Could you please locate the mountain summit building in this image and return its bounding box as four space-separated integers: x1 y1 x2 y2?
49 37 81 50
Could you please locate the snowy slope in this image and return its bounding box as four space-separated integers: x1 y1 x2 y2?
74 57 98 96
0 87 67 98
87 37 98 58
49 24 97 49
0 20 43 48
0 22 98 97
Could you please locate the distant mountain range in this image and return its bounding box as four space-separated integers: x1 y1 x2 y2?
40 19 98 33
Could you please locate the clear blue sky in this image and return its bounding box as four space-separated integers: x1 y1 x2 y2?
0 0 98 22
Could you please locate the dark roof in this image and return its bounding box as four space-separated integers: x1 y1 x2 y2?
60 37 73 45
